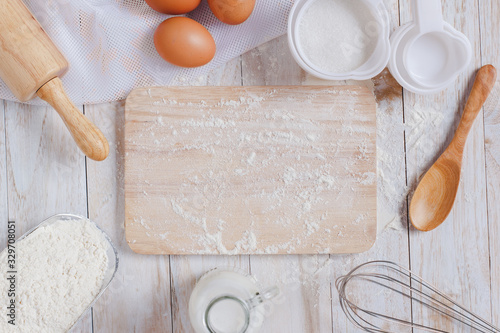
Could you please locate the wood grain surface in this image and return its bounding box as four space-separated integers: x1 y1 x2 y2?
0 0 498 331
0 102 7 251
241 39 337 332
125 86 377 255
480 0 500 326
86 102 173 332
403 0 494 326
168 58 253 333
4 101 92 331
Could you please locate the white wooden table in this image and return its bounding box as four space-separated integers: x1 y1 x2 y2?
1 0 499 331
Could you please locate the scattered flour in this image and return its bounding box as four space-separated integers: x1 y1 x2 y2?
128 88 378 254
0 218 110 332
375 79 447 233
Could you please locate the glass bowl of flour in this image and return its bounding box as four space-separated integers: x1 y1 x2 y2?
288 0 391 80
0 214 119 332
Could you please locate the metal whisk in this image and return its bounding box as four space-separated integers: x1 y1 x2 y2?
336 261 500 333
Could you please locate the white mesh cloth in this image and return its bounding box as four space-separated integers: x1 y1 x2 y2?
0 0 292 105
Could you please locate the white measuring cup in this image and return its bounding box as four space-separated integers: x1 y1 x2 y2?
403 0 471 88
388 0 471 94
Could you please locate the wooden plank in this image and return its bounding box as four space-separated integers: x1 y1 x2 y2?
88 58 248 333
248 254 333 333
403 0 493 328
293 0 412 328
124 85 377 255
327 0 413 329
479 0 500 326
242 36 335 333
0 2 496 333
4 101 91 332
483 80 500 328
241 37 329 332
168 57 252 333
86 101 172 332
0 102 7 250
329 70 412 330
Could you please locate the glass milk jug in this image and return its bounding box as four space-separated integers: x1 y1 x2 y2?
189 268 279 333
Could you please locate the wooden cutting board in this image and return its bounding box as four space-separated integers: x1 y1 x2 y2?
124 86 377 255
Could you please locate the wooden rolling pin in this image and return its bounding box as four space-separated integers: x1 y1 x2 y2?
0 0 109 161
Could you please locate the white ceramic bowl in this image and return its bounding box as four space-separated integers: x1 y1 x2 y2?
287 0 391 80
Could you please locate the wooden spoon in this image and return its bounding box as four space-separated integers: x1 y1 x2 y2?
409 64 497 231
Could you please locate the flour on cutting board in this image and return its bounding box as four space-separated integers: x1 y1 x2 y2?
125 87 377 254
302 77 410 233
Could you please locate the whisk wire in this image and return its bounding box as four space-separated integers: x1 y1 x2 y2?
336 261 500 333
338 274 448 333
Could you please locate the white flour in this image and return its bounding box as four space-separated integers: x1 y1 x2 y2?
0 218 110 332
299 0 377 73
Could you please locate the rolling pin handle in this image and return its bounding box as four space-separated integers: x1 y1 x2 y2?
37 77 109 161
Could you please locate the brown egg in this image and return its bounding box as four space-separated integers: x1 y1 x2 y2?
145 0 202 14
208 0 256 25
154 17 216 68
